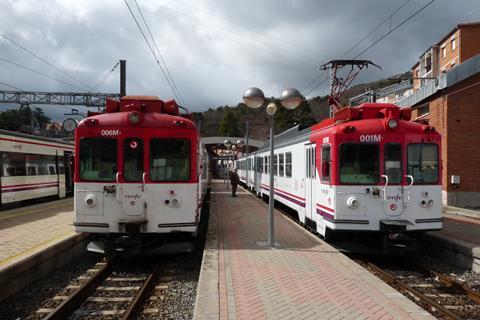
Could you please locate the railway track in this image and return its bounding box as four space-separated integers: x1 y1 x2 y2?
361 259 480 319
36 259 173 320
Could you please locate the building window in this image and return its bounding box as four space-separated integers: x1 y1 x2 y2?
451 37 456 51
417 104 429 117
425 53 432 73
442 46 446 58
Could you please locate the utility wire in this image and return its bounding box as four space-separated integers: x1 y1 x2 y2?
124 0 187 109
89 61 120 93
133 0 187 108
0 80 23 91
0 33 94 91
303 0 435 97
0 56 86 91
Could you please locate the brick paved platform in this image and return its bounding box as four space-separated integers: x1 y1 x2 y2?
0 198 76 271
194 181 434 320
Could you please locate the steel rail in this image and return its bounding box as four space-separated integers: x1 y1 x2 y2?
432 270 480 304
43 261 112 320
367 262 462 320
121 262 162 320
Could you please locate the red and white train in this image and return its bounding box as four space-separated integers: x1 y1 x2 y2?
0 129 74 207
73 95 209 254
237 103 442 251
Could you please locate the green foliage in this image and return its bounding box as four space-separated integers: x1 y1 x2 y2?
0 106 51 131
274 99 316 133
218 108 241 137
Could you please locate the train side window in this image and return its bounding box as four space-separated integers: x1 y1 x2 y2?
264 156 267 173
306 148 309 178
407 144 438 184
124 138 144 182
150 139 190 182
58 156 65 174
286 152 292 177
279 153 284 177
312 147 316 178
79 138 118 181
321 145 330 182
385 143 402 184
259 157 263 173
273 154 278 176
1 152 27 176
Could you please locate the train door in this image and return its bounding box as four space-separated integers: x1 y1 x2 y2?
304 144 316 222
56 151 66 198
64 151 74 194
382 142 405 217
254 156 261 194
121 138 146 217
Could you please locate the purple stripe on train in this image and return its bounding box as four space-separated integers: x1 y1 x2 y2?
261 186 306 208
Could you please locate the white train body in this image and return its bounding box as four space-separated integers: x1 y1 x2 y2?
73 96 209 254
0 129 74 206
237 103 442 248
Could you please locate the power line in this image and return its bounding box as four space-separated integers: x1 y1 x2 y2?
89 61 120 93
133 0 187 108
0 33 94 91
303 0 435 97
0 80 23 91
0 56 86 91
124 0 186 109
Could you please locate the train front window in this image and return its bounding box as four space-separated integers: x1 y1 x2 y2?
123 138 144 182
339 144 379 184
79 138 117 181
384 143 402 184
407 144 439 184
150 139 190 182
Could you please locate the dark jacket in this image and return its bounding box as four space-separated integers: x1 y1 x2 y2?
229 170 239 185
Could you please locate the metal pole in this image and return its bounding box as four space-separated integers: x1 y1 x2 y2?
120 60 126 97
268 118 275 247
246 120 249 154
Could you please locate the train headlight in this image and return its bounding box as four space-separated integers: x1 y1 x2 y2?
128 111 141 124
387 119 398 129
347 197 360 209
85 195 98 208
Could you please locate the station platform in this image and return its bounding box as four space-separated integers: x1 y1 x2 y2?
194 181 434 320
426 207 480 272
0 198 86 301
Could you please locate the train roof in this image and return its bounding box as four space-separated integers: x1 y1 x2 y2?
78 95 197 130
0 128 73 146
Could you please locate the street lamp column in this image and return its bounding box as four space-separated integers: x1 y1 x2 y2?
243 87 302 248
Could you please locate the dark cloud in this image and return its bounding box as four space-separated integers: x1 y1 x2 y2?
0 0 479 122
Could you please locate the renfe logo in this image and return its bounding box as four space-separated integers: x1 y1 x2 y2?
360 134 382 142
101 129 121 136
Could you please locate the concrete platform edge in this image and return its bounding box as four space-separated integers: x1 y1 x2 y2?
193 198 219 320
424 232 480 273
0 233 89 302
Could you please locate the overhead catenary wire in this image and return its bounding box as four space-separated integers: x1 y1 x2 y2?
0 56 86 91
303 0 435 97
0 80 23 91
0 33 94 92
133 0 188 108
89 61 120 93
124 0 188 110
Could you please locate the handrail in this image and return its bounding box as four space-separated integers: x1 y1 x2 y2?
381 175 389 201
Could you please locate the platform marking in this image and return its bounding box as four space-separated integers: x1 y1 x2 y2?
0 230 76 267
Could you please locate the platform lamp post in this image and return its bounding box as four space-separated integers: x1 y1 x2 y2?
224 139 232 189
242 87 302 248
224 139 244 189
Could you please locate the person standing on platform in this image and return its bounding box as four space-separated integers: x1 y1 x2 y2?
229 168 239 197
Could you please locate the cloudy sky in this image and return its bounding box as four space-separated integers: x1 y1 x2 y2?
0 0 479 121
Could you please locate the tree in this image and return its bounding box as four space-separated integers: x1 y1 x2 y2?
218 109 241 137
0 105 51 132
274 98 316 133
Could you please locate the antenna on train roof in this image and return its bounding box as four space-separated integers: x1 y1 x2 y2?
319 59 381 116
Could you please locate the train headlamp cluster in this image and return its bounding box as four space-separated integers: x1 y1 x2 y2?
128 111 141 124
387 118 398 129
420 199 434 208
85 194 98 208
346 197 360 209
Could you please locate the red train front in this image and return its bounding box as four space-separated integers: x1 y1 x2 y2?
73 96 209 254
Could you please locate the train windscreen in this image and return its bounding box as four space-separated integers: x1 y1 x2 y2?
150 139 190 182
339 143 379 184
79 138 117 181
407 143 439 184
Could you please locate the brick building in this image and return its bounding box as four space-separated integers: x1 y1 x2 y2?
398 22 480 207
